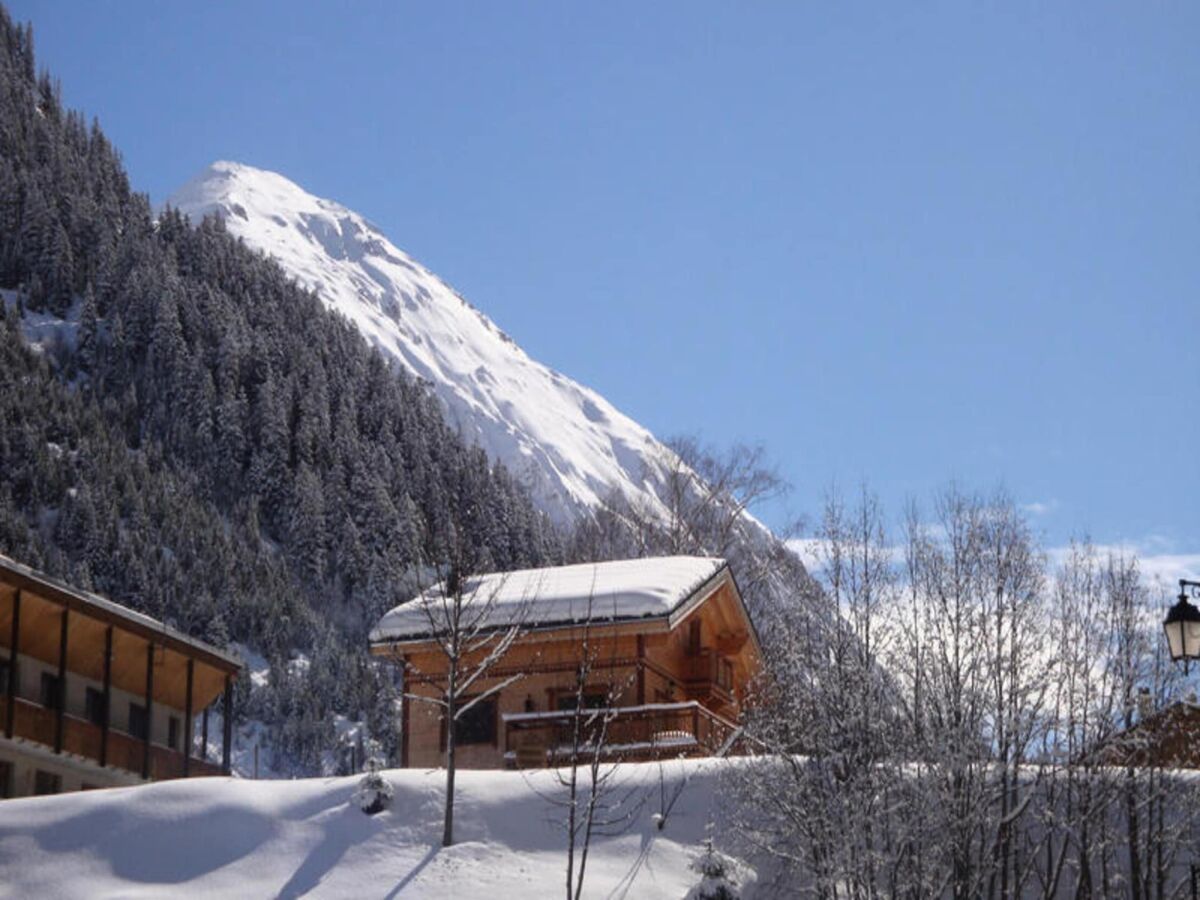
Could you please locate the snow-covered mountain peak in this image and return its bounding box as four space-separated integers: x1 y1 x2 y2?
168 161 674 523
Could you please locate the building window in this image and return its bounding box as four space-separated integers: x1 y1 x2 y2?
168 716 180 751
128 702 148 741
688 620 702 655
34 770 60 795
0 657 9 695
85 687 107 727
556 692 606 712
717 657 734 692
0 761 11 799
452 697 497 746
40 672 61 710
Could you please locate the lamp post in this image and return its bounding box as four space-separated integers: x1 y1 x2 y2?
1163 579 1200 674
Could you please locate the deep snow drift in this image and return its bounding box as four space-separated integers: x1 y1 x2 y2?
169 162 679 524
0 758 752 898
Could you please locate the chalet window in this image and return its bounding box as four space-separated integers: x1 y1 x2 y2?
0 657 9 694
34 770 60 795
0 761 11 799
717 657 733 692
168 716 180 751
688 620 702 655
556 692 606 712
453 697 497 746
39 672 61 710
128 702 148 741
85 687 107 726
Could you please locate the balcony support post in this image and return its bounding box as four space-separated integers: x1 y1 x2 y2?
201 705 208 761
54 607 68 753
5 589 19 739
183 659 194 777
221 674 232 775
142 642 154 779
100 626 112 767
636 636 645 705
400 656 410 769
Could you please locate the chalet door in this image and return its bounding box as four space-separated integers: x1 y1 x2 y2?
0 760 10 798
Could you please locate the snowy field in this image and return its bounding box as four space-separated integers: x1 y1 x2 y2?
0 758 749 899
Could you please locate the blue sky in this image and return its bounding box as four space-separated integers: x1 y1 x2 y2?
11 2 1199 574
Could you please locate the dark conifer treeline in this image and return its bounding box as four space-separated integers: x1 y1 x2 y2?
0 6 561 772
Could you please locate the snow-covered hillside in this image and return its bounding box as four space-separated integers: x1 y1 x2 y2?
0 759 755 898
169 162 676 524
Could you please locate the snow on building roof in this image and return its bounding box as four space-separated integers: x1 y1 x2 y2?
369 556 729 644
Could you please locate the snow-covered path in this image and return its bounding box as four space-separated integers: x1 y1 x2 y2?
0 759 742 898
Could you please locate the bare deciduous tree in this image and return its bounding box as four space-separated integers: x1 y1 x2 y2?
398 550 535 847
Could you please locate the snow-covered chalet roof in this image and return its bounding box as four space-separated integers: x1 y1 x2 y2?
369 556 730 645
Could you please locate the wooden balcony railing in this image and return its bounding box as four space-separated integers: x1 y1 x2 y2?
502 700 745 767
0 697 222 780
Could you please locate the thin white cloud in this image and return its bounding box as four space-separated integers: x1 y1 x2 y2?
1021 499 1059 516
1045 541 1200 592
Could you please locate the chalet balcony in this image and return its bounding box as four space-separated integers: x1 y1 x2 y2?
0 696 222 781
502 701 746 768
682 649 735 705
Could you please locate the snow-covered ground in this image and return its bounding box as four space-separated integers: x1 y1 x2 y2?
168 162 680 525
0 758 753 899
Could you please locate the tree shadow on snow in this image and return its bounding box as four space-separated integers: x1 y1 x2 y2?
275 804 383 899
382 845 439 899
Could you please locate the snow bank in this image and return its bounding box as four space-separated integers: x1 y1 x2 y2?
370 556 727 642
0 758 751 898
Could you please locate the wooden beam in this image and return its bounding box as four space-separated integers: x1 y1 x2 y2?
100 626 112 767
54 607 68 753
183 659 194 778
636 635 645 705
222 675 232 775
201 704 208 762
142 642 154 779
5 590 18 740
400 656 409 769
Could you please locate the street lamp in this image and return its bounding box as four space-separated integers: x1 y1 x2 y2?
1164 579 1200 673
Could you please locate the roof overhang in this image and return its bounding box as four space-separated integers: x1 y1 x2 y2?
368 561 761 660
0 554 242 674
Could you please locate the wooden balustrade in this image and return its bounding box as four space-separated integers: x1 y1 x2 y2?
503 701 744 767
0 696 222 780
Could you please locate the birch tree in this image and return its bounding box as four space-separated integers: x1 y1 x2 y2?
400 551 535 847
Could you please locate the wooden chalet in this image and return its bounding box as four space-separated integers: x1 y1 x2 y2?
1091 700 1200 769
0 555 241 797
369 556 762 770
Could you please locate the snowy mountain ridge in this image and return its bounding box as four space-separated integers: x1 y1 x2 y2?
169 162 676 524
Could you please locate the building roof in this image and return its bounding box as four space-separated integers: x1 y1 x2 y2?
0 553 242 673
369 556 731 645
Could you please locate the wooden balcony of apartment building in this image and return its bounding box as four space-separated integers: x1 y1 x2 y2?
0 694 224 781
502 700 747 768
1 553 241 788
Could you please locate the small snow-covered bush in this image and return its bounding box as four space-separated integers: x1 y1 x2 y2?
352 759 394 815
686 839 741 900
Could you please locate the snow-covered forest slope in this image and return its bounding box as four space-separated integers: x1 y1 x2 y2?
0 759 744 898
171 162 675 525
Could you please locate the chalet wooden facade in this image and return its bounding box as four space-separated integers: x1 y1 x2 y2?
1091 700 1200 769
0 555 241 797
369 556 762 770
